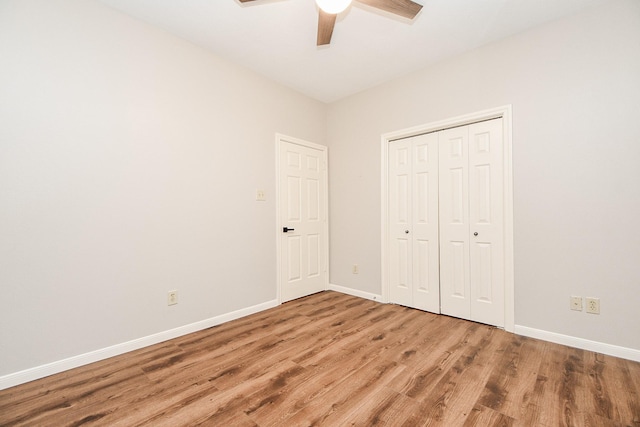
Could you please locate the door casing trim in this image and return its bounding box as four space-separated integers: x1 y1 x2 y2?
380 106 514 332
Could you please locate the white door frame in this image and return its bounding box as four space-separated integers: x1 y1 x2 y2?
275 133 329 304
381 106 515 332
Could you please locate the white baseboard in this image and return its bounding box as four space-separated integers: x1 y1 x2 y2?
515 325 640 362
6 297 637 391
328 283 383 303
0 299 279 391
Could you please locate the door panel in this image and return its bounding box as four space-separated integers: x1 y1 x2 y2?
307 178 319 221
307 234 320 277
450 167 465 223
287 176 301 220
415 172 429 222
280 138 327 302
474 242 493 301
389 139 412 307
450 240 466 297
473 165 491 223
469 119 504 327
287 236 301 281
412 134 440 312
439 126 471 320
415 239 430 294
389 133 440 313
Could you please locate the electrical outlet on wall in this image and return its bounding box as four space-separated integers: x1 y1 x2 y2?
585 297 600 314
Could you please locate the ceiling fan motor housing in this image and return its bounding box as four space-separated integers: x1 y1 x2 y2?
316 0 352 14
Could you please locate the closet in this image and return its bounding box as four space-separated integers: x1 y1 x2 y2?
388 118 505 327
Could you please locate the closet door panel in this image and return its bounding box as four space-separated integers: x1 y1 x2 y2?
469 119 505 327
439 127 471 320
389 140 412 307
412 133 440 312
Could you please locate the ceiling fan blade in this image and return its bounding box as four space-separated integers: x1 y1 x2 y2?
356 0 423 19
237 0 260 2
317 10 337 46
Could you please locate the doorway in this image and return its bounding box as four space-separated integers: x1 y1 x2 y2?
381 107 514 331
276 134 329 302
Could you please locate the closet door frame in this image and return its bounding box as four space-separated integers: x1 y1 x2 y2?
381 105 515 332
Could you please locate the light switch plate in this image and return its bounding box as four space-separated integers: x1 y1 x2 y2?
168 291 178 306
570 296 582 311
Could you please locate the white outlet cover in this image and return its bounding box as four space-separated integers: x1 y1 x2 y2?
570 296 582 311
585 297 600 314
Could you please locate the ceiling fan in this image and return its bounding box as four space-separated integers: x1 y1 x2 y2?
238 0 423 46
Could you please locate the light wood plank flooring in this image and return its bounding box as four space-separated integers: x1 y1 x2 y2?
1 291 639 426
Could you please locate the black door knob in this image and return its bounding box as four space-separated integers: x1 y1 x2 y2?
283 227 295 233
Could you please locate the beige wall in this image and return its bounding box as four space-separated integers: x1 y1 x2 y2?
326 0 640 351
0 0 326 378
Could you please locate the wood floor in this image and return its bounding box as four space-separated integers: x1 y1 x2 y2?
1 291 639 426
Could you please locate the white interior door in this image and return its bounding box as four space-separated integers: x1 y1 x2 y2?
389 133 440 313
278 136 328 302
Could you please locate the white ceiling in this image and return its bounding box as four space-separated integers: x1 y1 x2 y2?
97 0 612 103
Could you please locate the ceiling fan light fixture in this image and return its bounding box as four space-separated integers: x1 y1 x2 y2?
315 0 352 14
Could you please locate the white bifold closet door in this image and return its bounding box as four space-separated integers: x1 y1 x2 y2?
388 133 441 313
439 119 504 327
389 118 505 327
